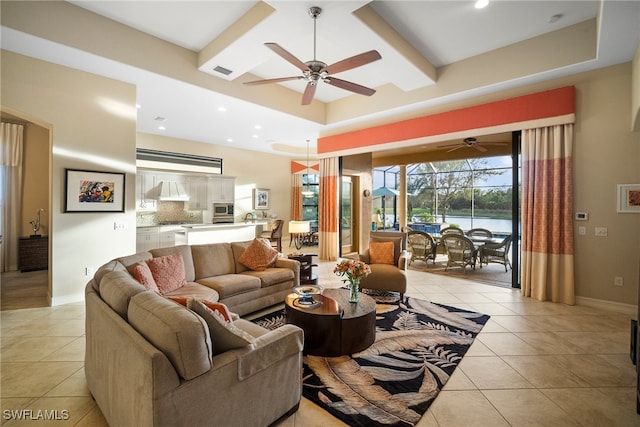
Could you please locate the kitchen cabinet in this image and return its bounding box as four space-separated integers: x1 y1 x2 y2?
210 176 235 202
186 175 209 210
136 171 157 210
159 226 182 248
136 227 159 252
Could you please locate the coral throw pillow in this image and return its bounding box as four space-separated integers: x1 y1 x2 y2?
132 262 160 292
146 253 187 295
369 241 395 265
202 300 233 322
238 238 278 271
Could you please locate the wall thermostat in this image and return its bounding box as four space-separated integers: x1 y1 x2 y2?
575 212 588 220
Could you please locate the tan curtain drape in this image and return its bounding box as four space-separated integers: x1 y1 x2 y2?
290 173 302 220
1 122 25 272
521 124 575 304
319 157 339 260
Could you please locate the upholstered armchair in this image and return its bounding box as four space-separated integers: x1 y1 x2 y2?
358 231 410 298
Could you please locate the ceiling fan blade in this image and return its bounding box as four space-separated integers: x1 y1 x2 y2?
446 145 464 153
438 142 461 148
301 82 317 105
243 76 302 86
325 50 382 74
325 77 376 96
474 144 488 152
265 43 310 72
480 142 509 146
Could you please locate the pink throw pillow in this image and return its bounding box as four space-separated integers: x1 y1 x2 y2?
146 253 187 295
369 241 395 265
238 238 279 271
132 262 159 292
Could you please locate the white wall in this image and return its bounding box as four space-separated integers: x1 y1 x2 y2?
1 50 137 305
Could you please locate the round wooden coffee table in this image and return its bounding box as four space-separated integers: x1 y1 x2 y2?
285 288 376 357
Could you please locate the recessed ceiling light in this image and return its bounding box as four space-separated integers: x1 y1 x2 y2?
158 126 166 130
136 104 141 109
475 0 489 9
252 134 259 139
226 138 233 143
548 13 563 23
254 125 262 130
218 107 227 112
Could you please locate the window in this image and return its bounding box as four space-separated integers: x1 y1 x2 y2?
302 173 319 231
374 156 515 234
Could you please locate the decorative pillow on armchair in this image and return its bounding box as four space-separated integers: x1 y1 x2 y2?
369 241 395 265
146 253 187 294
238 238 279 271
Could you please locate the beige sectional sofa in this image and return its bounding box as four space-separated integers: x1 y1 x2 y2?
85 240 304 427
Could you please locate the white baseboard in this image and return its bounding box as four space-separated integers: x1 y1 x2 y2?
52 293 85 307
576 296 637 317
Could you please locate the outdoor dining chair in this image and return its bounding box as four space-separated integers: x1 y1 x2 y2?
479 234 512 271
442 234 478 272
407 230 437 266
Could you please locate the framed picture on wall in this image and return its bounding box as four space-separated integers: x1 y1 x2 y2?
253 188 270 210
617 184 640 213
65 169 126 213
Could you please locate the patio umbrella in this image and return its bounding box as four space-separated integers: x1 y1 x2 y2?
373 187 399 228
373 187 399 198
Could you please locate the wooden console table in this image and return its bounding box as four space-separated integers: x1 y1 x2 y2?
18 236 48 272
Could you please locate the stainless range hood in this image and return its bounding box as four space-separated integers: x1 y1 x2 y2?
147 181 190 201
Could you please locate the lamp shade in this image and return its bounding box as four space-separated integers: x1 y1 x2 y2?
289 220 310 234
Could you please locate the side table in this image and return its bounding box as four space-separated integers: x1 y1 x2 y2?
287 253 318 285
19 236 49 272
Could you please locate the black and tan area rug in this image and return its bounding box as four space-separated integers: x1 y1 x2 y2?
252 296 490 427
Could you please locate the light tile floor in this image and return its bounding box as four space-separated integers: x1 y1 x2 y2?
1 258 638 426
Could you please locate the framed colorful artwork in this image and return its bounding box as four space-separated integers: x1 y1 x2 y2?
617 184 640 213
65 169 126 213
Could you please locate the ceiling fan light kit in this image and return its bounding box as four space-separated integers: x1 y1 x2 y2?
244 6 382 105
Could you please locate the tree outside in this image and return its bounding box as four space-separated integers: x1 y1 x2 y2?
406 158 510 224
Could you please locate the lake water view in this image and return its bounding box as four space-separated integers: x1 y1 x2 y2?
384 215 513 234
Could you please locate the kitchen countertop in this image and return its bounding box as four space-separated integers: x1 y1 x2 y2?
137 221 270 229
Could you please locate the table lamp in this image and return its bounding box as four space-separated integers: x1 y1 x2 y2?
289 220 310 254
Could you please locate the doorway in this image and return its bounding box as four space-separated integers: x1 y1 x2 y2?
0 112 51 309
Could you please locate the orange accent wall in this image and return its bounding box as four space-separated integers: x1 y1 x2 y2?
318 86 575 154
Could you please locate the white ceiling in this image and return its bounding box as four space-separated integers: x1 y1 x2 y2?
2 1 639 157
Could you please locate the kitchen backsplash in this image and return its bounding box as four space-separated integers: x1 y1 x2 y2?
137 201 205 226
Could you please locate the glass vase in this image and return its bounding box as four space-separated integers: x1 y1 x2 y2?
349 278 360 303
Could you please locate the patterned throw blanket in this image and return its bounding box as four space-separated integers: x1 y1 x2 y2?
253 296 490 427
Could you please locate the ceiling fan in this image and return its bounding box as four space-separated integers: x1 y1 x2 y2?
439 137 508 153
243 6 381 105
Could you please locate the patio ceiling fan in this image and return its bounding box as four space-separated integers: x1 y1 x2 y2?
243 6 381 105
439 137 508 153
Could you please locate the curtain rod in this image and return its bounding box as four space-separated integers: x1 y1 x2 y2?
1 120 29 126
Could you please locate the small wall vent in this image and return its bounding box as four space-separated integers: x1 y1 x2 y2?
136 149 222 174
213 66 233 76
